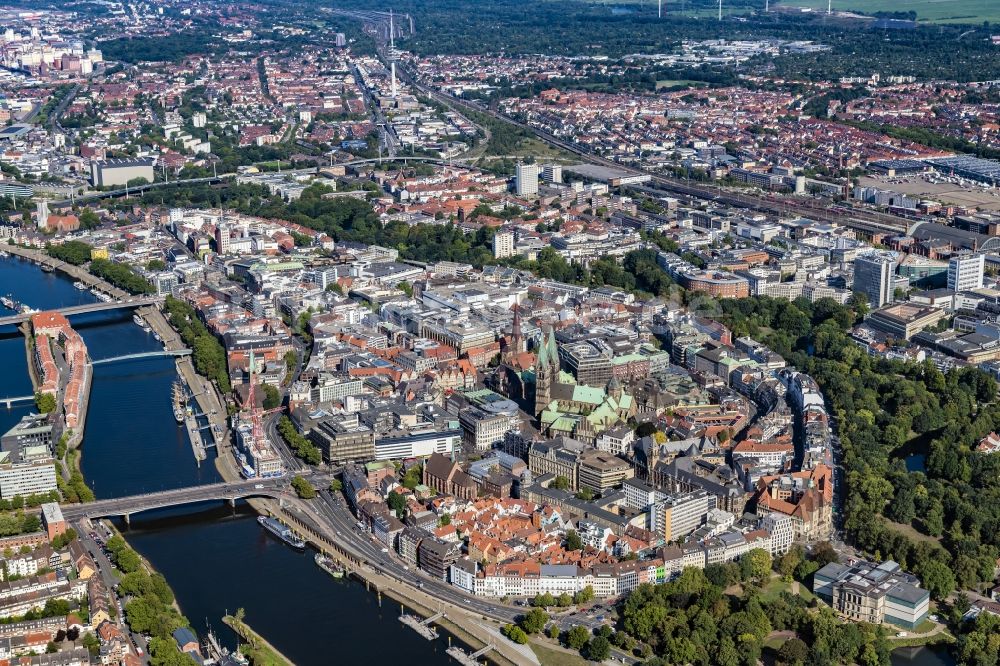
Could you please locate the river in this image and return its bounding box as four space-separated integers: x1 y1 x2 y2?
0 255 455 665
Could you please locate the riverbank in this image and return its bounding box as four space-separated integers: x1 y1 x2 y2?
222 615 294 666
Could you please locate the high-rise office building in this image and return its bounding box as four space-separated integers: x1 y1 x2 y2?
854 250 898 308
515 162 540 197
947 253 984 292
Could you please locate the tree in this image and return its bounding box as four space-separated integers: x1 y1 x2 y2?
387 491 407 518
261 384 281 410
565 529 582 551
532 592 555 608
565 625 590 650
501 624 528 644
919 559 956 600
520 608 549 634
556 592 573 607
585 636 611 661
290 476 316 499
574 586 594 605
547 624 560 640
329 478 343 493
34 392 56 414
705 562 741 587
78 209 101 230
81 632 100 656
284 350 297 373
740 548 772 582
551 476 571 490
778 638 809 665
115 548 142 574
776 545 804 578
811 542 838 567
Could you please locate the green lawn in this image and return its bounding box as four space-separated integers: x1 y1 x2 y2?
761 578 791 602
529 641 589 666
777 0 1000 23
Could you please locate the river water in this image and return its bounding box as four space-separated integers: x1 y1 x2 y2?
0 255 455 665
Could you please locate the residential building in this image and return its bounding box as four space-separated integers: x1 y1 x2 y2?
493 230 515 259
515 162 540 196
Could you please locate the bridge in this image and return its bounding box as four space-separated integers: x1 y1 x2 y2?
1 395 34 408
91 349 191 365
58 477 301 522
0 297 161 327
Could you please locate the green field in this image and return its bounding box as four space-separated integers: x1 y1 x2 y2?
777 0 1000 24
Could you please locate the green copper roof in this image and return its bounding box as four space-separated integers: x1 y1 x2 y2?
572 384 606 405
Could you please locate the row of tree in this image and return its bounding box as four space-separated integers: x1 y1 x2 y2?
163 296 231 393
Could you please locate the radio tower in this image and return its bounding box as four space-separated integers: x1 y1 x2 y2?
718 0 723 21
248 350 264 446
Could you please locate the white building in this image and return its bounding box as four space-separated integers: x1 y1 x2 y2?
493 230 515 259
760 514 793 555
948 253 984 292
373 428 459 460
0 460 57 498
515 162 540 197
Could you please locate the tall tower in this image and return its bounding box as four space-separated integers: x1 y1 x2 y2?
389 10 397 99
534 337 551 418
510 303 524 354
534 327 559 418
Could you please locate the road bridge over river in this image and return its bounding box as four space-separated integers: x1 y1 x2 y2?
58 474 328 522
